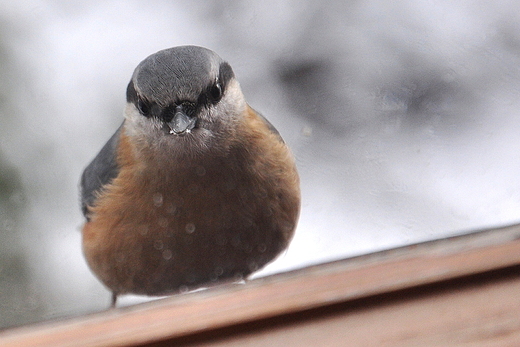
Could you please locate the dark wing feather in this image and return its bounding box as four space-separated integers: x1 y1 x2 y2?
80 122 123 219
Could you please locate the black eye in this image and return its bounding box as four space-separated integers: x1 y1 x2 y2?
137 98 150 116
209 82 222 102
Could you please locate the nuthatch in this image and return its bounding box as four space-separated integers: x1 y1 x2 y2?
80 46 300 306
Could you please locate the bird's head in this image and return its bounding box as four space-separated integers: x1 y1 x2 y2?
124 45 247 156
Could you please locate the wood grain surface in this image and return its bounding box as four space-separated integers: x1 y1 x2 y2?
1 223 520 347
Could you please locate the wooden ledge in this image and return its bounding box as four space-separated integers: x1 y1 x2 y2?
2 223 520 347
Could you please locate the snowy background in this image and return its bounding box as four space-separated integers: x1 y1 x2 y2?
1 0 520 328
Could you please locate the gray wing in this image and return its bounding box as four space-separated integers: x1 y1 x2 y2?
253 108 284 143
80 122 124 219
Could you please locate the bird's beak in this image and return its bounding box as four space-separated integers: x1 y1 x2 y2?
167 105 197 135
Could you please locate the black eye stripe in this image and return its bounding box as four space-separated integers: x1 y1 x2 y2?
206 81 223 103
210 83 222 99
137 98 151 116
126 80 138 104
126 80 152 117
218 62 234 87
201 62 234 105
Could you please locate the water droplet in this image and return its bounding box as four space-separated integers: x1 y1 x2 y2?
214 266 224 276
157 217 169 228
195 166 206 176
165 202 176 215
257 243 267 253
188 184 199 194
243 243 253 254
138 225 149 236
179 285 189 293
301 125 313 137
162 249 173 260
152 193 163 207
185 223 196 234
154 240 164 250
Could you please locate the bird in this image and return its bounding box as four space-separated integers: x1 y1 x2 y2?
80 45 300 307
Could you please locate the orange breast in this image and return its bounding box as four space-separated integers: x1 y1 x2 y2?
82 107 300 296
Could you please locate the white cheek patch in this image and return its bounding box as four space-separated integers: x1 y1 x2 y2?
213 79 247 124
225 79 246 110
124 103 161 137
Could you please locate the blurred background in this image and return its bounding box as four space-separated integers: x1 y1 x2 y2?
1 0 520 329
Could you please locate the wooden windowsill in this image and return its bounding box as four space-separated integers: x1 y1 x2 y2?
2 223 520 346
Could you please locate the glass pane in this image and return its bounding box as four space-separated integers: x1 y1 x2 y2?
1 0 519 329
